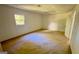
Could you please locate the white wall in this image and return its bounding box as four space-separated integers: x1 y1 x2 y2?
65 5 79 53
70 8 79 53
42 14 49 29
65 11 75 39
0 5 43 42
42 12 72 32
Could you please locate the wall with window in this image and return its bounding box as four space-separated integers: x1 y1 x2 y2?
42 11 73 32
0 5 42 42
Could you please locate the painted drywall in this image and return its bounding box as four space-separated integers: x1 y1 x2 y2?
42 14 49 29
65 5 79 53
42 12 73 32
64 5 79 53
65 11 75 39
70 5 79 53
0 5 43 42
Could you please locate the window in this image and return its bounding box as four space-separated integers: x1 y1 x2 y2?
48 22 58 31
14 14 25 25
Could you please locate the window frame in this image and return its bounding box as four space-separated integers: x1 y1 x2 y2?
14 14 25 25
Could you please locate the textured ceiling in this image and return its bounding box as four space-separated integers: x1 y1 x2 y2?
8 4 76 14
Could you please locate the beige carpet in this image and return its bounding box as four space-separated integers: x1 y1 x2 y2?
1 30 71 54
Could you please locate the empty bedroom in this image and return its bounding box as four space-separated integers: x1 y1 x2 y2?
0 4 79 54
